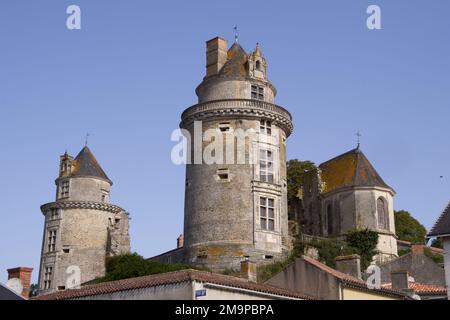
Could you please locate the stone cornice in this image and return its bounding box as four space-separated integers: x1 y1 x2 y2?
180 99 293 136
40 201 126 215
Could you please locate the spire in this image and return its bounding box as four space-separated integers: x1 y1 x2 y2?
254 42 262 57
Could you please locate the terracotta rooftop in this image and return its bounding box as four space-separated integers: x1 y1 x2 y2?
428 201 450 237
301 256 409 299
319 148 392 194
383 282 447 295
33 269 314 300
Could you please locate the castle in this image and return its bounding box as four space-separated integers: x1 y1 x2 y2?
37 36 398 293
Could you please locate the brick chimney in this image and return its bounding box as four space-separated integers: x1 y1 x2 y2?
240 259 257 283
205 37 228 78
335 255 361 280
391 270 415 296
7 267 33 298
411 244 425 254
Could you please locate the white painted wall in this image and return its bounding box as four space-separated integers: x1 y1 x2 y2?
444 238 450 300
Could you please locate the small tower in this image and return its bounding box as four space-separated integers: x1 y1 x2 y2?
37 146 130 294
318 147 398 262
180 36 293 271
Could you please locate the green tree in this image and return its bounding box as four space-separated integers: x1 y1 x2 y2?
394 210 427 244
96 253 192 283
345 228 379 272
286 159 317 203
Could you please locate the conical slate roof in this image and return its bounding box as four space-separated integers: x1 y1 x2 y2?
428 202 450 237
319 148 392 194
71 146 112 184
218 42 248 79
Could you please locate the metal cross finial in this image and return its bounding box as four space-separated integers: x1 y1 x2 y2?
234 25 238 43
85 132 90 146
356 130 362 148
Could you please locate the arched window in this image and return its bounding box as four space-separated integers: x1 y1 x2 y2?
327 204 333 235
256 60 261 70
377 197 389 230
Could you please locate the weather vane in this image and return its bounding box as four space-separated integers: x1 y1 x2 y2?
356 130 362 148
234 25 238 43
85 132 90 146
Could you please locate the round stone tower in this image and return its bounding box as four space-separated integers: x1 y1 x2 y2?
37 146 130 294
180 37 293 271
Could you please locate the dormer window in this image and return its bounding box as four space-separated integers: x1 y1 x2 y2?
251 85 264 100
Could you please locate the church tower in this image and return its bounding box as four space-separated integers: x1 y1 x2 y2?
37 146 130 294
180 37 293 271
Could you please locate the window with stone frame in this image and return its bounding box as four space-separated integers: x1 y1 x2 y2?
377 197 389 230
50 208 59 220
47 229 57 252
260 197 275 231
259 149 274 183
260 120 272 135
43 266 53 290
59 181 69 199
251 85 264 100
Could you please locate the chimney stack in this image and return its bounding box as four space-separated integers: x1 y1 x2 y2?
391 270 415 296
7 267 33 299
240 259 257 283
335 255 362 280
177 234 184 249
205 37 228 78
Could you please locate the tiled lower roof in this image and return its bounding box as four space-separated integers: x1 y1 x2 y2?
383 282 447 295
33 269 314 300
301 256 409 299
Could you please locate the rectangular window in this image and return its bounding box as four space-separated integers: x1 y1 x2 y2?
50 208 58 220
259 149 274 183
251 85 264 100
44 266 53 290
47 230 57 252
217 168 230 181
219 122 231 132
260 197 275 231
260 120 272 135
60 181 69 199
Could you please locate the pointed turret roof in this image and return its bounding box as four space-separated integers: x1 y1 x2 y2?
218 43 248 78
71 146 112 184
319 148 392 194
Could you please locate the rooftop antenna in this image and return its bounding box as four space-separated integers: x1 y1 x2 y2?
234 25 239 43
85 132 90 147
356 130 362 149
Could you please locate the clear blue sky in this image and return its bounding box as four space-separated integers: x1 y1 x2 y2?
1 1 449 283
